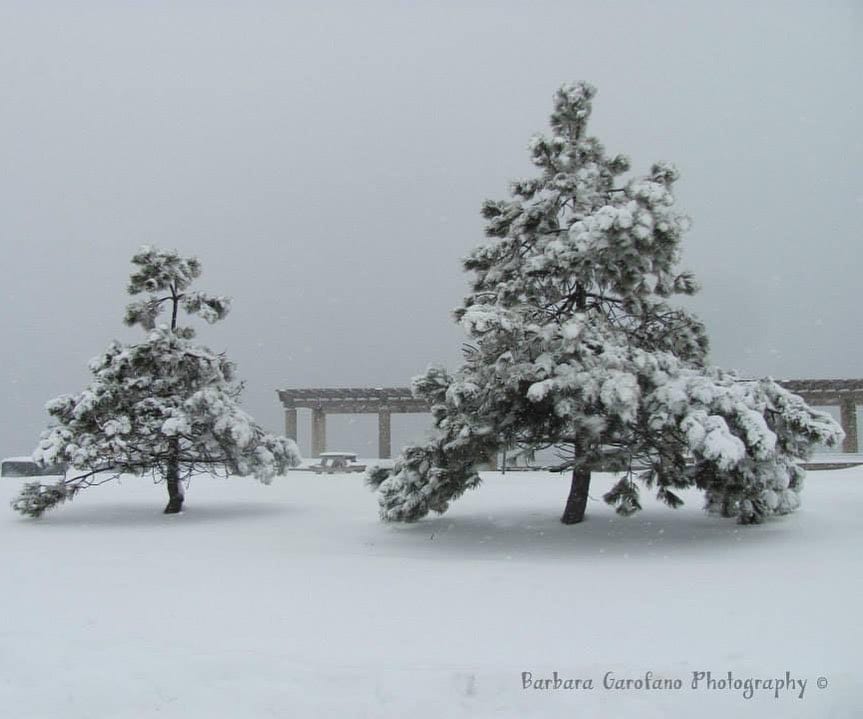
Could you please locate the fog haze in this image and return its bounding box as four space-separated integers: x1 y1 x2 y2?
1 1 860 458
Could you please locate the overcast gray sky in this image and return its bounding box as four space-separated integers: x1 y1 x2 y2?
1 1 860 459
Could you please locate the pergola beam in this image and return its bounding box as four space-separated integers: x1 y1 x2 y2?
279 403 429 414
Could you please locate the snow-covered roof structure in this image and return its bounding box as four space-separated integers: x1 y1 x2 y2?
276 387 428 413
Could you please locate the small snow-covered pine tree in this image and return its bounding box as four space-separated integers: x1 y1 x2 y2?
13 246 300 517
368 82 843 525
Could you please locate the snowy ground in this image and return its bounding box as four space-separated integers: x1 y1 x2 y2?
1 467 861 718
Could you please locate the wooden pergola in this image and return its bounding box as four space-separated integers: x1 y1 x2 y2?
276 387 428 458
277 379 861 458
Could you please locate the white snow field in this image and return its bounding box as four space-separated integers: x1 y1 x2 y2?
1 467 861 718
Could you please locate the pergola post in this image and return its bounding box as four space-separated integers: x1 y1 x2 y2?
840 399 858 454
311 408 327 457
378 410 392 459
284 408 298 442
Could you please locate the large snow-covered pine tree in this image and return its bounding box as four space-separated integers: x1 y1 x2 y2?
368 82 843 526
13 246 301 517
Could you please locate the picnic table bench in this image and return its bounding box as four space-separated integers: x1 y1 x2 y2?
310 452 366 474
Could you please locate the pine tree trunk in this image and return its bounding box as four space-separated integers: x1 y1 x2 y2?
164 445 184 514
559 283 592 525
164 291 184 514
561 465 591 524
561 434 590 524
